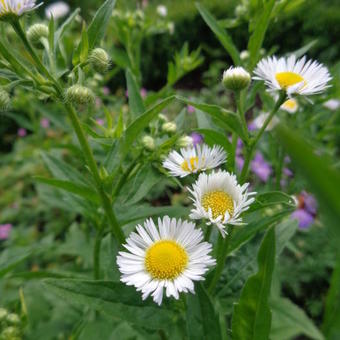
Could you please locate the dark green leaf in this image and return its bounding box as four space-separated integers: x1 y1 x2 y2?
196 3 240 65
44 279 177 330
232 228 276 340
196 128 232 154
186 283 223 340
126 68 145 118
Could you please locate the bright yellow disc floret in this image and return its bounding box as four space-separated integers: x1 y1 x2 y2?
202 190 234 219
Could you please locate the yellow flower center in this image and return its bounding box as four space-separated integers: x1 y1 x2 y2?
145 240 188 280
202 190 234 219
275 72 306 89
282 99 297 110
181 156 199 172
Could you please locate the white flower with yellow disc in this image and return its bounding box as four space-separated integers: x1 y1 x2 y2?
117 216 215 305
163 144 227 177
281 98 298 113
189 171 255 236
253 55 331 96
0 0 41 18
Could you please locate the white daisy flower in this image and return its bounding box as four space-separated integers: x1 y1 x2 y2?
253 55 331 96
0 0 41 18
163 144 227 178
45 1 70 19
281 98 298 113
253 112 280 131
189 170 256 236
117 216 216 305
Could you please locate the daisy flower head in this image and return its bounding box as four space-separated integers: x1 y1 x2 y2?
0 0 42 19
253 55 331 97
163 143 227 178
189 170 256 236
281 98 298 113
117 216 216 305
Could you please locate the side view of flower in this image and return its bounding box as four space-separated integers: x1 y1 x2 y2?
0 0 41 19
117 216 216 305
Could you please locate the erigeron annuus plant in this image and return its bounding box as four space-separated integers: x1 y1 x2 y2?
0 0 336 339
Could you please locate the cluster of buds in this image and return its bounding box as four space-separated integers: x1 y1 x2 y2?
0 308 22 340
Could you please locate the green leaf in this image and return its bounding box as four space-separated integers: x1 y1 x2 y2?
249 191 296 212
0 249 31 278
176 96 245 140
55 8 81 44
48 16 55 53
196 3 240 65
196 128 232 154
44 279 177 330
232 228 276 340
276 124 340 239
87 0 116 50
247 0 275 70
79 24 89 63
126 69 145 119
275 219 297 257
322 253 340 339
186 283 223 340
270 297 324 340
35 177 99 204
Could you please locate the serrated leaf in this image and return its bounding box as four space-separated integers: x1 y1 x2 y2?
196 3 240 65
232 228 276 340
44 279 177 330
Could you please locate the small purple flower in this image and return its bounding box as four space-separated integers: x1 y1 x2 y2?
291 209 314 229
283 167 293 177
40 118 50 129
140 88 147 99
0 224 12 240
17 128 27 137
301 191 317 215
251 152 272 182
187 105 195 114
96 118 105 126
236 155 244 170
248 121 256 131
190 132 203 146
102 86 110 96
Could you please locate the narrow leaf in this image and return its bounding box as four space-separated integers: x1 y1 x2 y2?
126 69 145 118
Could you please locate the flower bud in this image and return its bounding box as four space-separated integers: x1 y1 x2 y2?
7 313 20 325
0 308 8 321
222 66 251 91
27 24 49 48
66 85 95 106
162 122 176 133
0 89 10 111
240 50 249 60
158 113 168 123
1 327 19 339
177 136 193 148
142 135 155 151
89 48 111 74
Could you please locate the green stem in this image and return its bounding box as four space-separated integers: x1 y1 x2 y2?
240 91 286 182
275 146 284 190
235 90 249 143
12 19 125 244
94 227 104 280
208 228 233 293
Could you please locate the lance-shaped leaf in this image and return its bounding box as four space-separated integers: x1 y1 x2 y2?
126 69 145 119
232 227 276 340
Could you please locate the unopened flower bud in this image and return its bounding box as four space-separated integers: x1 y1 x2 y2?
0 308 8 321
158 113 168 123
89 48 111 74
177 136 193 148
222 66 251 91
240 50 249 60
162 122 176 133
66 85 95 106
7 313 20 324
0 89 10 111
1 326 18 338
27 24 49 48
142 136 155 151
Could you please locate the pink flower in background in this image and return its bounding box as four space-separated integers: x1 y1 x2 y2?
291 191 317 229
140 88 148 98
17 128 27 137
190 132 203 146
251 152 272 182
102 87 110 96
40 118 50 129
187 105 195 114
0 224 12 240
96 118 105 126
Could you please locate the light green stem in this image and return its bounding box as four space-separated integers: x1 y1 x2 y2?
11 19 125 244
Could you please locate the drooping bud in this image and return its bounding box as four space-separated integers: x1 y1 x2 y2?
89 48 111 74
162 122 176 133
142 135 155 151
0 89 10 111
177 135 193 148
27 24 49 49
66 85 95 106
222 66 251 91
